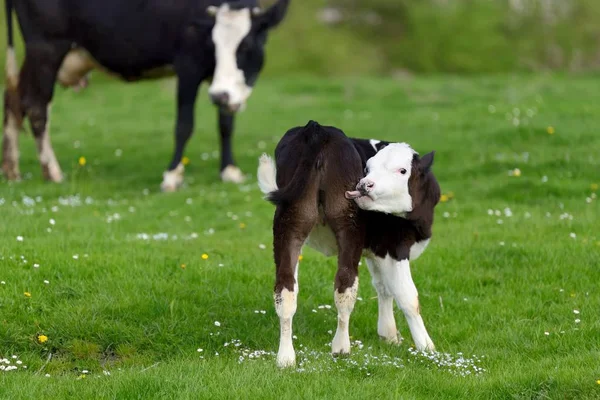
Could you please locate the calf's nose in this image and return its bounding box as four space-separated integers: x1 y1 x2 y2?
210 92 230 106
357 178 375 195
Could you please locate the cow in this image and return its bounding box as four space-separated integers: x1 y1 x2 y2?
2 0 290 191
257 120 441 368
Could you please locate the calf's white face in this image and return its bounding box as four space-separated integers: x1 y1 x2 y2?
345 143 416 216
208 4 254 112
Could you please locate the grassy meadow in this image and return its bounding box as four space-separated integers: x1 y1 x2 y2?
0 74 599 399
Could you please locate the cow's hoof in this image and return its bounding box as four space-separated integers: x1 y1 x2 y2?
42 163 64 183
220 165 245 183
161 163 185 192
1 164 21 181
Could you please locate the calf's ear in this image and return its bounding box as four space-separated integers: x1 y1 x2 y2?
419 151 435 173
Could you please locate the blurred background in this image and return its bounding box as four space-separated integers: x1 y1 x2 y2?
1 0 600 82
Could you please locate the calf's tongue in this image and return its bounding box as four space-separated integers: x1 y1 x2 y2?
345 190 362 200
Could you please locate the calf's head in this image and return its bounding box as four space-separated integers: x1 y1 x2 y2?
345 143 436 217
207 0 290 113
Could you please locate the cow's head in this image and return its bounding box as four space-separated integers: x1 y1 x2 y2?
207 0 290 113
345 143 436 217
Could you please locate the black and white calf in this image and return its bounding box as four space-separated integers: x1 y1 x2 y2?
2 0 290 190
257 121 441 368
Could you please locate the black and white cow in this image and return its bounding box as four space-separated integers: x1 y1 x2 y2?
257 120 441 368
2 0 290 190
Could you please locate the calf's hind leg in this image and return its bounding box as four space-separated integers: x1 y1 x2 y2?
328 215 364 356
272 202 317 368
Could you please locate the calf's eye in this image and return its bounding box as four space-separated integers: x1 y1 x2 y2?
399 168 407 175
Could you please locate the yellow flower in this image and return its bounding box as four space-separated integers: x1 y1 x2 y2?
78 156 86 166
180 264 186 269
591 183 599 191
239 223 246 229
596 379 600 385
547 126 555 135
298 255 303 261
182 156 190 166
440 194 449 203
570 293 576 298
37 334 48 344
201 253 209 260
513 168 521 177
24 292 31 298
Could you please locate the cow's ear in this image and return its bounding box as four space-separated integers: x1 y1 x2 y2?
257 0 290 29
419 151 435 174
206 5 218 16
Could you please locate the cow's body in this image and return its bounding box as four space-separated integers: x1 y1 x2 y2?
2 0 290 190
257 121 441 368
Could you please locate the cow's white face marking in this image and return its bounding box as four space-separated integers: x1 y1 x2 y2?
209 4 253 111
352 143 416 217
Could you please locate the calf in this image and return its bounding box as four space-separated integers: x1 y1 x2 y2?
2 0 290 190
257 120 441 368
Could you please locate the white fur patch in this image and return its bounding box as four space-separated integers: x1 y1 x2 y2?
220 165 245 183
209 4 253 109
369 139 380 152
161 163 185 192
2 111 21 180
409 239 430 261
275 287 297 368
367 255 435 352
354 142 416 216
332 278 358 355
35 104 63 182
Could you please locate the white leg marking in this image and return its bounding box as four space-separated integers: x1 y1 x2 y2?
2 112 21 180
35 104 63 182
160 163 185 192
220 164 245 183
378 256 435 351
331 278 358 355
275 287 297 368
365 258 400 344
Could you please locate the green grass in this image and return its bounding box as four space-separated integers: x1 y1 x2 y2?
1 74 599 399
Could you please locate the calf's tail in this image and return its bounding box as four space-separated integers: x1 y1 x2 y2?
257 120 326 206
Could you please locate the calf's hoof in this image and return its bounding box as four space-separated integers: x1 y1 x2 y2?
331 334 351 356
220 165 245 184
379 333 403 345
276 348 296 368
161 163 185 192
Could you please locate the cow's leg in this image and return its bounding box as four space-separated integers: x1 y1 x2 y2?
365 257 401 344
19 42 70 182
218 111 245 183
273 202 317 368
161 76 201 192
383 258 435 352
329 223 363 356
2 48 23 180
